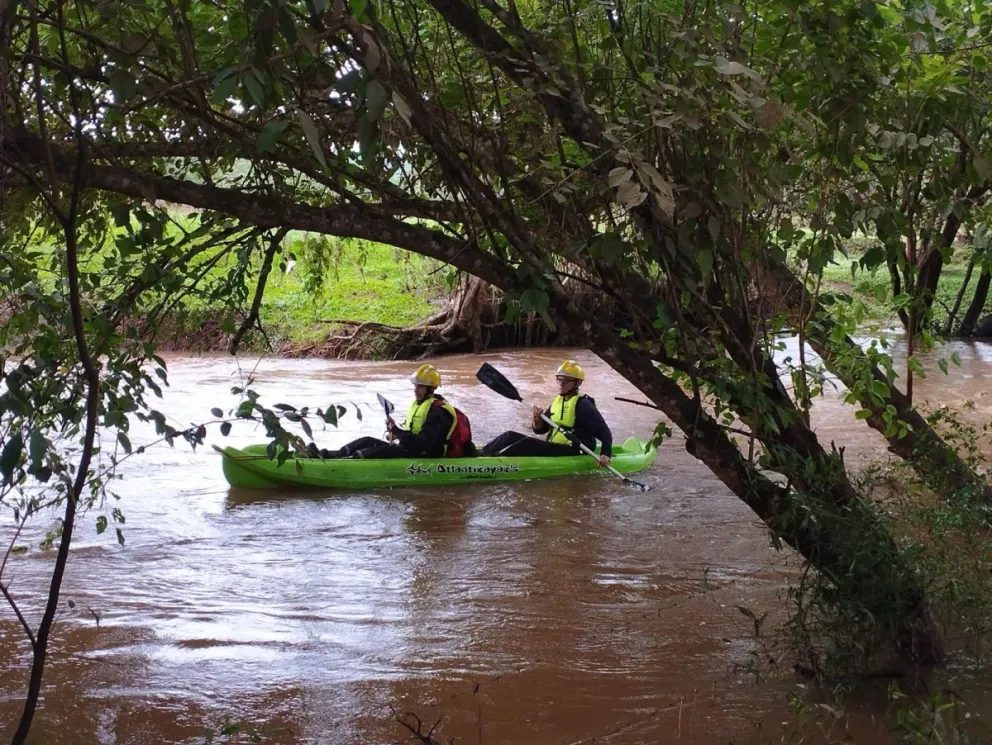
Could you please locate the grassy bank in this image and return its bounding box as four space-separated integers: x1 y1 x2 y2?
254 233 446 345
802 237 991 332
133 230 448 351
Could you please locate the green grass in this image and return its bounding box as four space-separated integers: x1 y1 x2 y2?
815 244 991 332
257 234 444 344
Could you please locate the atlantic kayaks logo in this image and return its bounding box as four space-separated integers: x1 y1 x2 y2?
436 463 520 475
405 463 521 476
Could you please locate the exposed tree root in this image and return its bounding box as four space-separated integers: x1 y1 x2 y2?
283 274 617 360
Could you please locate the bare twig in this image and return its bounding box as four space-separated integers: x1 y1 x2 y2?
228 227 288 354
0 580 35 648
10 8 99 741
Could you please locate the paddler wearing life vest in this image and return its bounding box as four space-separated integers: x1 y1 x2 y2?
306 364 475 459
480 361 613 467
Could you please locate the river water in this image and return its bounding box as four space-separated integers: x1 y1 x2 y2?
2 343 991 744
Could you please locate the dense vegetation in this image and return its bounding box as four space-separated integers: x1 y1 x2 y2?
2 0 991 740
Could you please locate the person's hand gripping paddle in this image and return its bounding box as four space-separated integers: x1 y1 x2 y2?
475 363 650 491
377 393 397 442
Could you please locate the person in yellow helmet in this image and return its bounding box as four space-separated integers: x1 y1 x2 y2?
306 364 475 459
480 360 613 466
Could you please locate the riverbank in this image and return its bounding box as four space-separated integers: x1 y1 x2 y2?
144 232 449 354
63 219 992 357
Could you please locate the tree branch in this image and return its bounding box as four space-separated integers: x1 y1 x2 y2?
228 228 288 354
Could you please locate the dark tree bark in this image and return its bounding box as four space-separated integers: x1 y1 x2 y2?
959 269 991 337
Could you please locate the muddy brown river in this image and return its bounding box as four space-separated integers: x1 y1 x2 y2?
2 343 991 744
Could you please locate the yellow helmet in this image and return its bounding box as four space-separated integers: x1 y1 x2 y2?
411 363 441 388
555 360 585 381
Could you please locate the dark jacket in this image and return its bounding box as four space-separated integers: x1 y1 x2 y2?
396 396 454 457
533 395 613 457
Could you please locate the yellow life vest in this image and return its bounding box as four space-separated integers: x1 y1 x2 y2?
405 396 458 448
547 393 588 445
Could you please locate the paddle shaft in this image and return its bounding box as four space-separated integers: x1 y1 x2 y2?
475 362 649 490
514 402 646 489
538 412 639 483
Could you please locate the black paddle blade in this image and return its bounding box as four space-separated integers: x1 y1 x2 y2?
376 393 395 416
476 363 523 402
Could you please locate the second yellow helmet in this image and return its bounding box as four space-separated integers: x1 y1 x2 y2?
411 363 442 388
555 360 585 381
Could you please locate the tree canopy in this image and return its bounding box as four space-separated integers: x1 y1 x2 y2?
3 0 992 738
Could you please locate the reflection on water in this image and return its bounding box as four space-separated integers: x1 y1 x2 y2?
1 344 990 743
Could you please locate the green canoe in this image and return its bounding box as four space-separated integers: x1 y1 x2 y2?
218 437 657 489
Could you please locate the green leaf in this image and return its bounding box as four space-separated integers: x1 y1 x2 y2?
1 433 23 484
278 7 297 44
357 113 378 164
107 66 138 102
350 0 368 17
116 528 126 546
29 429 46 470
590 234 626 264
236 401 255 418
519 288 550 314
974 156 992 181
211 70 239 104
696 248 714 282
608 167 633 187
938 357 949 375
220 422 233 436
365 80 388 122
324 405 338 427
112 203 130 228
392 90 413 125
715 58 761 81
257 119 289 152
879 5 901 23
951 351 962 367
96 516 108 534
297 109 328 170
301 418 313 438
855 409 872 419
243 70 265 107
211 407 224 418
871 380 889 399
118 432 132 455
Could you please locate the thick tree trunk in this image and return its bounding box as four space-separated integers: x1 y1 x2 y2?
959 269 991 337
386 0 945 661
761 261 992 504
441 274 487 352
551 300 944 663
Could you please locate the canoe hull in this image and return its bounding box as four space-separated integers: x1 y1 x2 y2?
219 437 656 489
